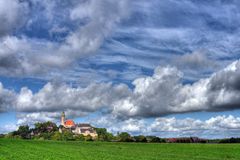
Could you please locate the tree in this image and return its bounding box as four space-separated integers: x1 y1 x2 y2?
134 135 147 142
95 128 114 141
34 121 58 134
106 132 114 141
147 136 160 143
16 125 30 139
146 136 166 143
95 128 107 141
32 122 58 140
118 132 133 142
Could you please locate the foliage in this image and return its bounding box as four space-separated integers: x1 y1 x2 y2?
133 135 147 142
84 135 93 141
208 139 221 143
4 121 214 144
34 121 58 134
117 132 134 142
51 131 62 141
95 128 114 141
62 130 74 141
219 137 240 143
41 132 54 140
146 136 166 143
74 134 85 141
4 133 14 139
13 125 30 139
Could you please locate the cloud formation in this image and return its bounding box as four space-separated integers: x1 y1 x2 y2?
150 115 240 138
0 59 237 119
1 60 240 138
0 0 239 83
13 110 240 138
1 1 240 139
175 51 217 70
0 0 28 37
90 114 240 138
96 0 240 83
113 60 240 117
0 123 17 134
15 82 130 113
0 0 129 76
0 83 15 113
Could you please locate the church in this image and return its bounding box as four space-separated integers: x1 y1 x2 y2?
59 112 98 138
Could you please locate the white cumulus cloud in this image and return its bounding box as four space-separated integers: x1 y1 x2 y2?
0 0 130 76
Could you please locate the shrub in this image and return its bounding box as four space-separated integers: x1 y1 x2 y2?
51 131 62 141
4 133 14 139
85 135 93 141
75 134 85 141
62 130 75 141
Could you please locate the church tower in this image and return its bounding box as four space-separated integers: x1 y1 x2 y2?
61 112 65 126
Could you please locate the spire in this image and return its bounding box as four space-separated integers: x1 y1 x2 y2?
62 111 65 117
61 111 65 126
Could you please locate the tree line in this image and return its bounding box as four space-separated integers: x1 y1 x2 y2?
2 121 166 142
2 121 240 143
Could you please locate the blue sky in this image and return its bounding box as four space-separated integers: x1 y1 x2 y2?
1 0 240 138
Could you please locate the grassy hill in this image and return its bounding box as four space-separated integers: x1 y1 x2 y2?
1 138 240 160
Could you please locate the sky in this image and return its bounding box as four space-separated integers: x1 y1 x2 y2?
1 0 240 139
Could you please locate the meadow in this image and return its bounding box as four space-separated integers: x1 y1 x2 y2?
0 138 240 160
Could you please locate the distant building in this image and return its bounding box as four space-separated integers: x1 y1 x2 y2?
59 112 98 138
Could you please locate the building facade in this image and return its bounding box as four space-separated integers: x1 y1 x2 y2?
59 112 98 138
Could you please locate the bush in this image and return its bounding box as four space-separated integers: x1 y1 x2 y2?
41 132 54 140
75 134 85 141
51 132 62 141
62 130 75 141
32 134 41 140
85 135 93 141
13 135 21 139
4 133 14 139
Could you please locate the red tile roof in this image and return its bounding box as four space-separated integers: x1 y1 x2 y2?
64 120 75 126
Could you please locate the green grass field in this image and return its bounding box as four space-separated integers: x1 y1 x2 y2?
0 138 240 160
